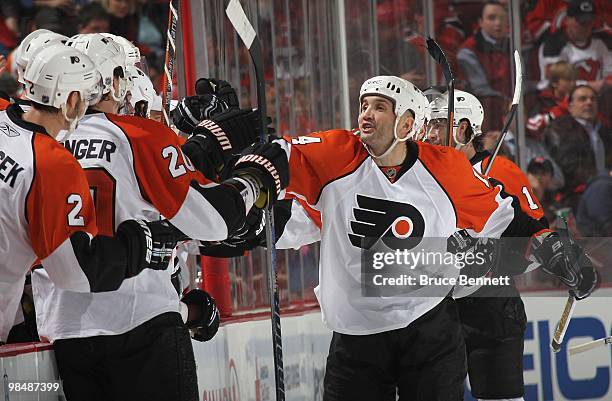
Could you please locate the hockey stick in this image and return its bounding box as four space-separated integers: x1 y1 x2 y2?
225 1 285 400
161 0 179 127
550 215 577 353
425 38 454 147
551 294 576 352
483 50 522 175
569 335 612 355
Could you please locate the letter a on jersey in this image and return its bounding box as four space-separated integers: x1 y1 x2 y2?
348 194 425 250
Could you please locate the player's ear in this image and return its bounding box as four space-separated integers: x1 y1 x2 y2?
397 111 414 139
65 91 81 114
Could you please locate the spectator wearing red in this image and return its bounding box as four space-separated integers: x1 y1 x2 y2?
527 61 576 139
544 85 612 209
526 0 612 43
457 1 511 131
537 0 612 92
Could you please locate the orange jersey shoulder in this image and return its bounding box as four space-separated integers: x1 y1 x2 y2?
283 129 369 205
0 98 10 111
417 142 502 232
485 155 544 220
105 114 211 218
27 133 97 259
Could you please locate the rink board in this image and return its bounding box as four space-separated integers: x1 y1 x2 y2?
1 292 611 401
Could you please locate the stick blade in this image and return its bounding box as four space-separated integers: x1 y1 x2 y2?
225 0 257 49
425 37 452 83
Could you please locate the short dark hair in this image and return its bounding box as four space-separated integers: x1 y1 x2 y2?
569 84 596 103
78 3 110 28
481 1 505 17
30 101 60 114
527 156 554 176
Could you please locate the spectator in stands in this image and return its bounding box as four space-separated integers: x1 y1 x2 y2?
376 0 426 88
77 2 111 34
544 84 612 209
527 156 555 201
577 170 612 236
538 0 612 92
457 1 511 131
527 61 576 139
457 1 511 99
97 0 138 42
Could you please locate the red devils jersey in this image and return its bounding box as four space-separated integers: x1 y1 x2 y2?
33 111 249 341
538 32 612 89
0 106 99 341
276 131 542 334
474 154 545 221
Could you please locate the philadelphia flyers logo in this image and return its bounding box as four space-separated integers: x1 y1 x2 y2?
348 194 425 250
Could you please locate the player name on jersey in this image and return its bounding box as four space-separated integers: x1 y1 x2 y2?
0 148 25 188
64 138 116 162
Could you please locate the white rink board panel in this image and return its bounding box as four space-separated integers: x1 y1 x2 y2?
2 292 612 401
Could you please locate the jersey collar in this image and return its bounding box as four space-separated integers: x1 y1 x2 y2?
6 103 49 136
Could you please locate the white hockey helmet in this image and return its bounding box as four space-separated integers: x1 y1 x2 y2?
359 76 428 158
15 30 68 84
127 65 162 117
66 33 129 102
430 90 484 145
24 44 103 140
100 33 141 66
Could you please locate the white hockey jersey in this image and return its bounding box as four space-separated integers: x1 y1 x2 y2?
538 33 612 89
32 111 248 341
0 105 99 341
276 130 535 335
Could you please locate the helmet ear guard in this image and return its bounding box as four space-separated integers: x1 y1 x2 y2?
358 76 429 158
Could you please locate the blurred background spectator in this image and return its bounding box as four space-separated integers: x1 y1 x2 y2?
457 1 511 131
537 0 612 92
544 84 612 210
526 61 576 139
577 169 612 236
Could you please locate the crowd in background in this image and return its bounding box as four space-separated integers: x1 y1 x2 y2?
0 0 168 98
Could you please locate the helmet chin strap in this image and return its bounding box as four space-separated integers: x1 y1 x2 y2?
57 99 86 142
363 117 414 160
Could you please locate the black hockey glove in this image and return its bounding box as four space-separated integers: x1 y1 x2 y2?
181 289 220 342
447 229 500 279
532 232 600 300
117 219 187 274
198 199 294 257
195 77 239 109
182 107 269 180
231 142 289 206
172 94 228 135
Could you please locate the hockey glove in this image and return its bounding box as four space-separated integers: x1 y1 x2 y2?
117 219 187 274
195 77 239 109
172 94 228 135
182 107 270 179
231 142 289 206
181 289 220 342
532 232 600 300
447 230 500 279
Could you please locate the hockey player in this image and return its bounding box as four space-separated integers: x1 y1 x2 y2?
427 90 542 401
0 45 181 343
30 35 287 401
427 89 599 401
193 75 597 400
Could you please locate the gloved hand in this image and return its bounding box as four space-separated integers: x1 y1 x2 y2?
532 232 600 300
195 77 239 109
232 142 289 206
447 229 500 279
181 107 268 179
117 219 188 274
181 289 220 342
172 94 227 135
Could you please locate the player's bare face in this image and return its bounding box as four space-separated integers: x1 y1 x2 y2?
426 119 448 146
358 96 396 152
